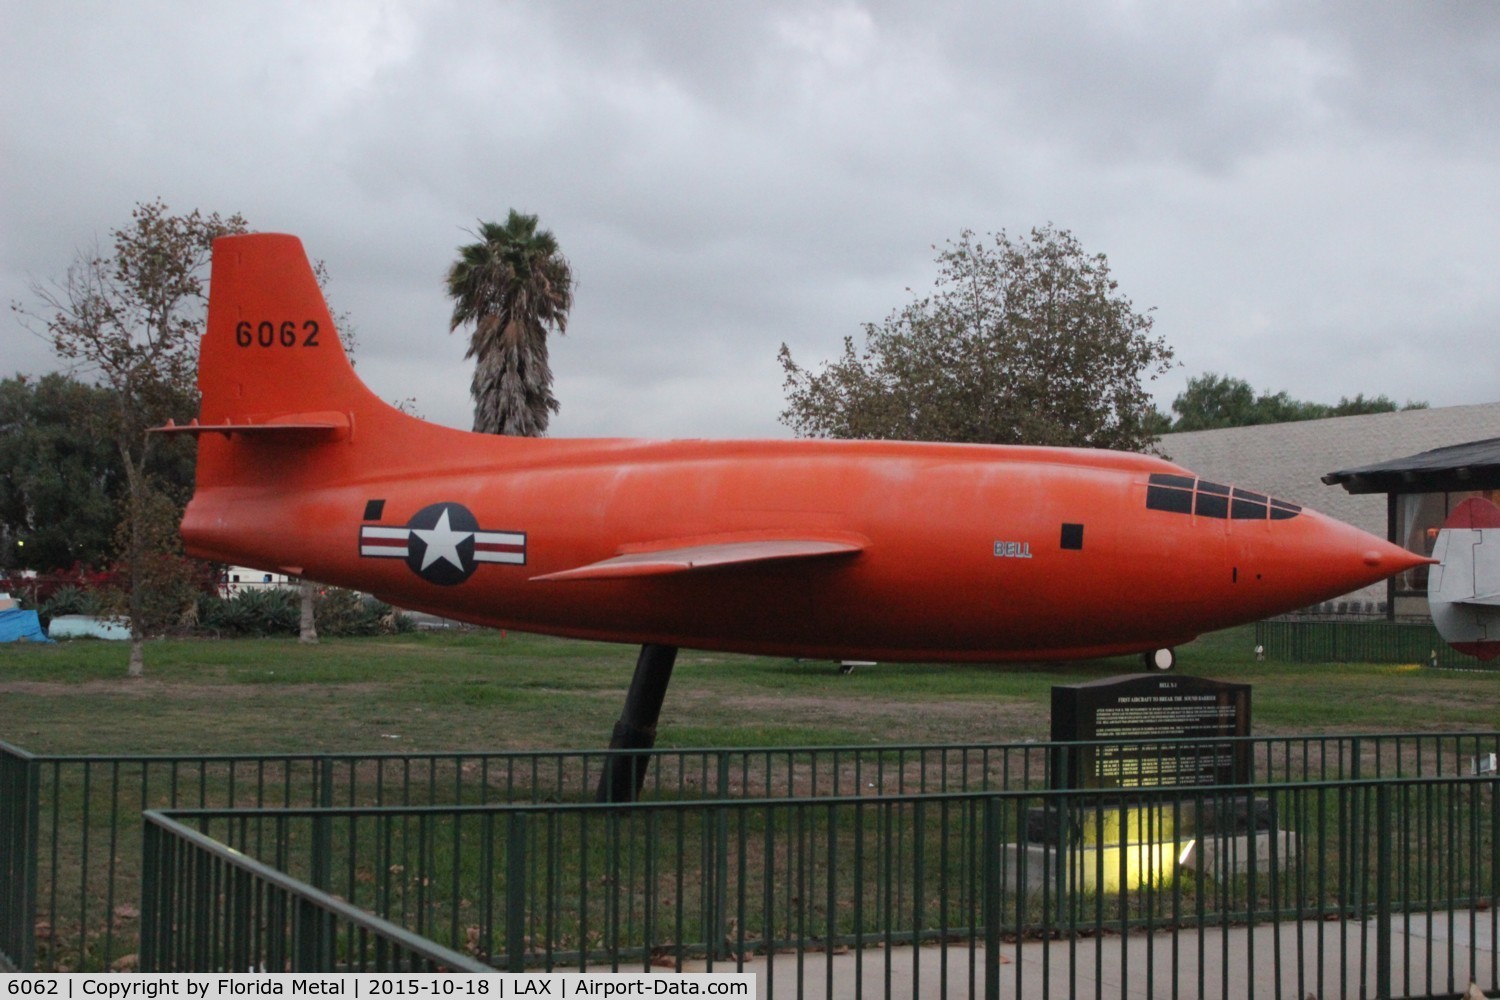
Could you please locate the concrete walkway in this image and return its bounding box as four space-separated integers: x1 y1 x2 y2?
688 911 1497 999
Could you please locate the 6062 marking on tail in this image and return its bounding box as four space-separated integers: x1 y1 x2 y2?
235 319 321 347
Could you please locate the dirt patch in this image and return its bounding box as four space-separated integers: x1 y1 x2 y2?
0 679 388 699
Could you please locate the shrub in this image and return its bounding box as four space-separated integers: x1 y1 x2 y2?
194 586 413 638
199 587 300 637
13 559 218 636
11 564 123 616
35 583 123 630
314 587 414 636
40 585 92 619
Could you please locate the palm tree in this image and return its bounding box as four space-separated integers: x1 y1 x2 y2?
446 211 574 436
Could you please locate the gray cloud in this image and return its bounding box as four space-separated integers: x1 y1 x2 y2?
4 0 1497 437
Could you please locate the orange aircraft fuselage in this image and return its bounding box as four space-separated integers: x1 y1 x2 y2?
169 234 1427 663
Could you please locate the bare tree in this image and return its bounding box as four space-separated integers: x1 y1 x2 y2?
14 200 247 675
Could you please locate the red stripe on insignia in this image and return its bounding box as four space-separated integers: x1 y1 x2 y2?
360 526 410 558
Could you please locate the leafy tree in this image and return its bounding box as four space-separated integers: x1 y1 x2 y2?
0 373 125 571
1327 393 1428 418
0 373 197 573
1166 374 1260 432
1168 373 1427 432
446 210 574 436
13 200 247 675
778 226 1175 451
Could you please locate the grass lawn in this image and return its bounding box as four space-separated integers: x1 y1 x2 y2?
3 624 1497 756
5 624 1499 974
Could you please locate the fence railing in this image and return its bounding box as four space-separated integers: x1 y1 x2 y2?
5 733 1500 973
143 775 1500 998
139 812 489 973
1256 619 1490 668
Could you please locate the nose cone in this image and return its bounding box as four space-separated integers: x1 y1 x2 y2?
1304 509 1430 587
1358 536 1435 575
1248 509 1432 617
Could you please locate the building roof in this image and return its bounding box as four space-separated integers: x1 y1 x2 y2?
1322 437 1500 495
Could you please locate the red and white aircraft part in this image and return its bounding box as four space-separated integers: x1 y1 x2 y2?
1429 496 1500 662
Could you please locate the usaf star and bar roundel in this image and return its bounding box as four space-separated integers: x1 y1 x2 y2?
359 501 525 586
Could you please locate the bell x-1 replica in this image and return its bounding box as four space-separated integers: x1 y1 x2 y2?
161 233 1437 798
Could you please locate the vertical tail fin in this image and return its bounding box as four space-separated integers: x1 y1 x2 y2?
1431 496 1500 662
197 233 378 426
167 233 422 493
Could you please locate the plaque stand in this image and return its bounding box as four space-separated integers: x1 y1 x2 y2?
1008 795 1299 893
998 675 1299 893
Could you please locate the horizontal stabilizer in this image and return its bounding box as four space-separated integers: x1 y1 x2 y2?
154 412 351 442
532 536 865 582
1430 497 1500 660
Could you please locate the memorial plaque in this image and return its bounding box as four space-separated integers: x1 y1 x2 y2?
1050 674 1250 790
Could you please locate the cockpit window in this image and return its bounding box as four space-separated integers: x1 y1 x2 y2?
1231 488 1268 520
1146 474 1301 521
1195 490 1229 518
1146 483 1194 513
1270 498 1302 520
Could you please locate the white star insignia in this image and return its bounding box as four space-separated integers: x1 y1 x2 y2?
411 508 472 571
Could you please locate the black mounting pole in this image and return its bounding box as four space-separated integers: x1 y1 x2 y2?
596 643 679 803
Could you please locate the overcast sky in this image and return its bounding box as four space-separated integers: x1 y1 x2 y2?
4 1 1497 439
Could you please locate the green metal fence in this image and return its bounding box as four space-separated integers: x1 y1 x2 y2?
1256 619 1491 668
5 733 1500 974
0 742 39 971
139 812 489 973
142 776 1500 998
